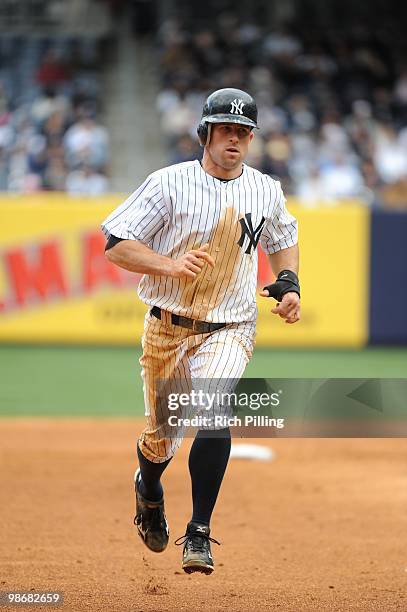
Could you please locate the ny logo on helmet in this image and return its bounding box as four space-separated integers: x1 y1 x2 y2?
230 99 245 115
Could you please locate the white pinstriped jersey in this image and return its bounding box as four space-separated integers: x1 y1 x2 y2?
101 160 298 323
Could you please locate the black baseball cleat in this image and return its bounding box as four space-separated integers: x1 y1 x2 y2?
175 521 220 575
133 469 169 553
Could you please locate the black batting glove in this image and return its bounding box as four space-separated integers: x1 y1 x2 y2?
263 270 300 302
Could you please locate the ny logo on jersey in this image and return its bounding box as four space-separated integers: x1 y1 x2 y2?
237 213 266 255
230 98 245 115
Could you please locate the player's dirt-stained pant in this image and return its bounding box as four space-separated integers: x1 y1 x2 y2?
138 310 256 463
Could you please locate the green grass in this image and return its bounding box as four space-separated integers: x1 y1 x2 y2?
0 345 406 416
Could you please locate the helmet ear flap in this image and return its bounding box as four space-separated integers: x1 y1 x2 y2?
197 121 208 146
197 121 213 146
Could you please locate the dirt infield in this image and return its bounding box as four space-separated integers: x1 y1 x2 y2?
0 419 406 612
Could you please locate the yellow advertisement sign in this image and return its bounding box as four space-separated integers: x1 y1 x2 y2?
0 195 368 346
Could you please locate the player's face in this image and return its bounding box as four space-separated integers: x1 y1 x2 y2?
207 123 253 170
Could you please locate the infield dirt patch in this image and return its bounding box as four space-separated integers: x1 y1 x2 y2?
0 419 406 611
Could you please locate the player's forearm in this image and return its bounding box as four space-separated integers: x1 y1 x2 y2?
268 244 299 276
105 239 174 276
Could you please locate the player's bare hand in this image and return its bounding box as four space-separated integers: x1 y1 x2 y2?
260 290 300 324
170 243 215 279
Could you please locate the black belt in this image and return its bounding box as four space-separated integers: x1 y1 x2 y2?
150 306 227 333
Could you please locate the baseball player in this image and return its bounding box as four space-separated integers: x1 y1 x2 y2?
102 88 300 574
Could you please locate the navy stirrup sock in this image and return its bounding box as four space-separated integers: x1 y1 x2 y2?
188 428 231 526
137 443 172 502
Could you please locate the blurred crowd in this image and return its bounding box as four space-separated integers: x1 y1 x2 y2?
0 36 109 194
156 16 407 207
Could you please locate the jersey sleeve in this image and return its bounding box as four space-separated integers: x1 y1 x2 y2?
101 174 169 245
260 180 298 254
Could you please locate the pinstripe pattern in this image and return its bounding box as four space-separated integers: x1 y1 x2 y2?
138 311 255 462
101 160 298 324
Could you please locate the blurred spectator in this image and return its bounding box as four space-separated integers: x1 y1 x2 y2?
36 49 70 88
31 88 69 125
263 27 302 59
159 97 197 141
64 116 109 169
373 123 407 184
296 167 335 207
170 134 201 165
66 164 109 195
319 154 364 199
261 131 292 190
43 146 67 191
381 178 407 209
0 114 13 151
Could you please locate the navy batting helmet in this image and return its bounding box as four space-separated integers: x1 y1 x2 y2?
197 88 258 146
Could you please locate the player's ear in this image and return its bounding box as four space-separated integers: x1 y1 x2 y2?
249 130 254 142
